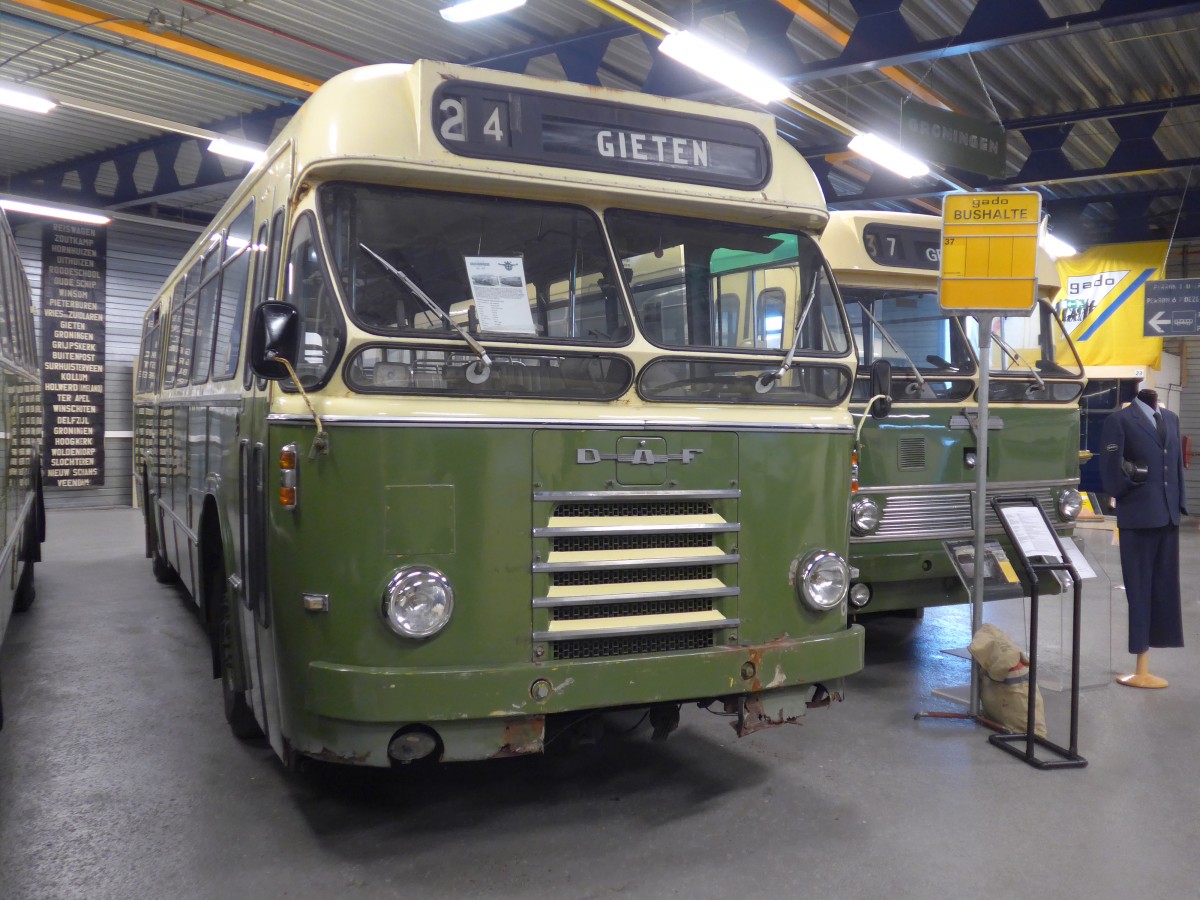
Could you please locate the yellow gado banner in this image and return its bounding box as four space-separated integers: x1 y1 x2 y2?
1053 241 1167 368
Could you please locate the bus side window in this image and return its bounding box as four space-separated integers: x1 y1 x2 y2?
213 204 254 381
714 293 740 347
757 287 786 349
244 221 269 390
192 242 224 384
285 214 342 388
163 281 185 387
0 250 11 360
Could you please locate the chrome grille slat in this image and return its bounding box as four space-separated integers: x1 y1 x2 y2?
533 617 741 642
534 586 740 608
533 553 740 573
533 522 740 537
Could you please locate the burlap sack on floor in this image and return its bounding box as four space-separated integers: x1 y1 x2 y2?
968 623 1047 738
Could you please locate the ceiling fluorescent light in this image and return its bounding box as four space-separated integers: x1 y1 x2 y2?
1040 231 1077 258
659 31 790 105
440 0 526 23
208 138 267 164
0 84 57 114
0 199 110 225
848 133 930 179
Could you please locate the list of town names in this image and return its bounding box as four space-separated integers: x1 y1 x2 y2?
41 222 105 488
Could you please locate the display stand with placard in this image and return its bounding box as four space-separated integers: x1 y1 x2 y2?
988 497 1088 770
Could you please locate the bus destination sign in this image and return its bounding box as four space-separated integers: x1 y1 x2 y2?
863 223 940 270
434 82 771 189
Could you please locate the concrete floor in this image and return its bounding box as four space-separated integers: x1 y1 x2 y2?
2 509 1199 900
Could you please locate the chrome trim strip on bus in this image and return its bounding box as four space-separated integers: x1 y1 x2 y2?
532 617 740 642
533 586 741 608
0 492 35 578
534 489 741 502
532 552 740 573
265 413 854 433
860 478 1077 495
157 498 198 544
152 394 244 406
533 522 740 537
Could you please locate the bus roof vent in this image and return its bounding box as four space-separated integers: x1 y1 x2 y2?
898 437 926 470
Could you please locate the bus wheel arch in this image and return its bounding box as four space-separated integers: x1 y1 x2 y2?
199 497 261 740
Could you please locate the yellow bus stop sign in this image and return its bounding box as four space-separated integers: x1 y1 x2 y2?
940 192 1041 315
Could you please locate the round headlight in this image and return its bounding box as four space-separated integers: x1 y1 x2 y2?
848 583 872 609
382 566 454 638
798 550 850 611
1057 488 1083 521
850 497 882 535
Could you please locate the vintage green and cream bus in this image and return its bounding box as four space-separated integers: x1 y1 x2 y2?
133 62 864 768
821 211 1083 615
0 208 46 729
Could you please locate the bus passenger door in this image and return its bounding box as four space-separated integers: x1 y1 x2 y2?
237 182 288 754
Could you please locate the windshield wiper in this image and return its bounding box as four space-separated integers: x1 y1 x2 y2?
360 243 493 383
990 331 1045 394
757 276 820 393
856 304 930 398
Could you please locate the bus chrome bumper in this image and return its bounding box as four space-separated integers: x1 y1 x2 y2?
301 625 863 761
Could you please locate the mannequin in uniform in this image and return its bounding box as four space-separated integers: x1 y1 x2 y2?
1099 387 1186 688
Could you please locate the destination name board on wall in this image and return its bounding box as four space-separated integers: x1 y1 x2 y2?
40 221 106 488
433 82 771 189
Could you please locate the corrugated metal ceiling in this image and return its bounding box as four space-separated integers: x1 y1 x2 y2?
0 0 1197 245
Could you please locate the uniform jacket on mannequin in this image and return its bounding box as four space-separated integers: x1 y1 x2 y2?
1099 399 1187 527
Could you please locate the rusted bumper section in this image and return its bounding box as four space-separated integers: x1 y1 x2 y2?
728 682 841 736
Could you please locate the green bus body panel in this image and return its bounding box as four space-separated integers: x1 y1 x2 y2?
306 628 863 723
851 405 1080 613
264 423 862 749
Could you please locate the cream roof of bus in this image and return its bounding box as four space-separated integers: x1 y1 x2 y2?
270 61 827 227
820 209 1061 299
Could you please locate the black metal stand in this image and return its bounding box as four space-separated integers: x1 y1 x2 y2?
989 498 1088 770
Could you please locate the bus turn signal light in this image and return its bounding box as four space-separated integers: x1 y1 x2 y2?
279 443 298 509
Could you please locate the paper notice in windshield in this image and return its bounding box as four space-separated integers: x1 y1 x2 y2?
465 256 536 334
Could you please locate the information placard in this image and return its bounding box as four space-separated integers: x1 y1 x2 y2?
40 221 105 488
939 192 1040 314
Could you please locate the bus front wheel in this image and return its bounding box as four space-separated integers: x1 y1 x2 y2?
213 555 262 740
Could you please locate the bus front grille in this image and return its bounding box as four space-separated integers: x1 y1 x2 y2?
532 489 740 660
853 484 1070 543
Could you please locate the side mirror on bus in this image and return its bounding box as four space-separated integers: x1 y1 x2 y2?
249 301 302 380
869 358 893 419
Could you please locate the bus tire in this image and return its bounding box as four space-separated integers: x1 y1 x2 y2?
152 548 177 585
12 515 37 613
214 554 262 740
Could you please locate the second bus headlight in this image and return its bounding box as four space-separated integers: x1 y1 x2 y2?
382 566 454 638
798 550 850 611
850 497 881 535
1057 488 1083 521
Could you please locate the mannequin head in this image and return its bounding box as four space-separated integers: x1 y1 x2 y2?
1137 386 1158 408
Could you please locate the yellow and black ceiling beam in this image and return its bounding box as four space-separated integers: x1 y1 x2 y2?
7 0 322 95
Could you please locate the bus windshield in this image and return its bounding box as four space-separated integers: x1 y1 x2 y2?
844 288 975 402
320 182 630 344
963 300 1085 402
605 210 849 355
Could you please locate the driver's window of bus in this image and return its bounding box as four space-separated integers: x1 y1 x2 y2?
286 215 343 387
606 209 849 355
319 183 628 344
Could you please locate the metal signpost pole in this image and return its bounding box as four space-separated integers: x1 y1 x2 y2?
970 315 993 717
